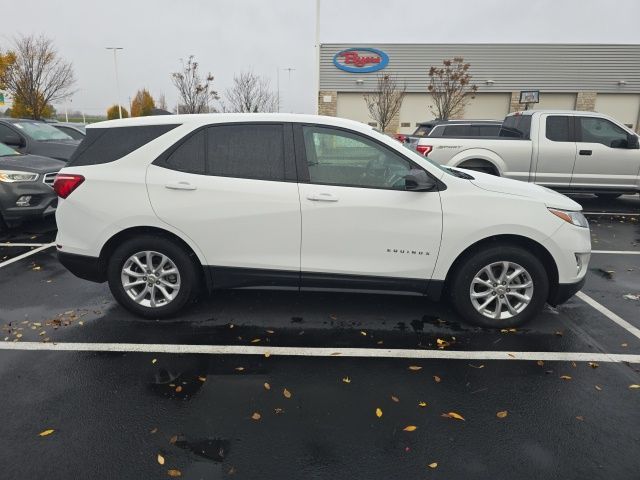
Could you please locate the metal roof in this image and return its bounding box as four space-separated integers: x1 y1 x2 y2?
320 44 640 93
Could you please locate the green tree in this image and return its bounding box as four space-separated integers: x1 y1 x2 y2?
130 89 155 117
10 95 55 118
0 51 16 90
107 104 129 119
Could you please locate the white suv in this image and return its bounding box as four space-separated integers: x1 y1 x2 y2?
54 114 590 327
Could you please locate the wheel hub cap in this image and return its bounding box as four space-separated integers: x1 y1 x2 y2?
470 261 534 321
120 250 181 308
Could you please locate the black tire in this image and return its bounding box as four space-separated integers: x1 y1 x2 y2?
449 244 549 328
107 235 199 319
595 193 622 200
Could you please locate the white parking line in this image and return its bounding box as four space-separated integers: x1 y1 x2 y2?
0 243 55 268
584 212 639 216
576 291 640 341
0 243 47 247
592 250 640 255
0 341 638 363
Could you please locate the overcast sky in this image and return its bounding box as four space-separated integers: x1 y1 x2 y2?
1 0 639 116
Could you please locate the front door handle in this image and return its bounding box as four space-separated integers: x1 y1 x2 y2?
165 182 197 191
579 150 592 156
306 192 339 202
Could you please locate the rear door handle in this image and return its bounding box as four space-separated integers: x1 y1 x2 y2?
306 192 339 202
164 182 197 191
579 150 592 156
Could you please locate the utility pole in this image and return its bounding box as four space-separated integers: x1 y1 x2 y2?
276 67 295 113
315 0 321 113
106 47 124 119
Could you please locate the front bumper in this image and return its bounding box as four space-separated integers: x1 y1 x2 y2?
0 181 58 225
547 276 586 306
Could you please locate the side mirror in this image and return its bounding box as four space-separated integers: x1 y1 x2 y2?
404 170 437 192
627 134 639 149
4 135 25 148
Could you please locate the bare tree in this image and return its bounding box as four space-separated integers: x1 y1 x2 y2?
427 57 478 120
363 74 406 133
170 55 218 114
222 71 278 113
1 35 76 119
156 93 168 111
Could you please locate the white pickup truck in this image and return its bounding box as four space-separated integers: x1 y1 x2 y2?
414 110 640 198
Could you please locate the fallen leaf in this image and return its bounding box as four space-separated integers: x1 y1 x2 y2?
342 377 351 384
266 329 275 334
274 408 284 414
169 435 178 444
150 427 158 434
175 386 182 393
235 367 245 372
496 410 508 418
442 412 465 421
629 384 640 389
152 358 157 364
250 338 261 343
283 388 292 399
264 382 271 390
418 401 427 408
403 425 417 432
536 360 544 367
391 395 399 403
167 469 182 477
621 343 628 348
433 375 441 383
264 352 271 358
469 363 484 369
157 453 165 465
436 338 449 349
576 416 584 421
428 462 438 469
588 362 599 369
330 352 342 356
408 365 422 371
198 376 207 382
360 331 367 336
251 412 261 421
38 429 54 437
375 408 383 418
559 375 572 380
555 331 564 336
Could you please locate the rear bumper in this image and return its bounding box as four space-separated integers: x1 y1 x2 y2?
547 276 586 306
57 251 106 283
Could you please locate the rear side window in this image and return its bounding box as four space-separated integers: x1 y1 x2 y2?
165 130 205 174
473 125 501 136
499 115 531 139
68 124 179 167
442 125 469 136
546 116 573 142
206 124 285 181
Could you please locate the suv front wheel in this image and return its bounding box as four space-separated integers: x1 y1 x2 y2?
107 236 198 318
450 245 549 328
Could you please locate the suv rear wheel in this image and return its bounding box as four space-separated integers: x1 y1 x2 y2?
107 236 198 318
450 245 549 328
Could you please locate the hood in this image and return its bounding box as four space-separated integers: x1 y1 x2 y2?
458 168 582 210
29 140 80 162
0 153 65 173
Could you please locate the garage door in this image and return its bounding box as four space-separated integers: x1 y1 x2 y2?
462 93 510 120
397 93 435 134
336 93 373 127
535 93 576 110
595 94 640 130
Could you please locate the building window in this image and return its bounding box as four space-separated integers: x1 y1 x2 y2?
400 122 410 128
367 122 377 127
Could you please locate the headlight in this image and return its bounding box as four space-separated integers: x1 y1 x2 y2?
548 208 589 228
0 170 39 183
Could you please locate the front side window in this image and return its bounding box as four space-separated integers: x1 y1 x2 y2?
546 116 572 142
165 130 205 174
302 126 413 189
0 143 20 156
206 124 285 181
578 117 628 148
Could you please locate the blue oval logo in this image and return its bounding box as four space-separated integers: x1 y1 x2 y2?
333 48 389 73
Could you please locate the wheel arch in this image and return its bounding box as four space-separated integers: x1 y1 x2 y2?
440 234 559 303
448 148 505 175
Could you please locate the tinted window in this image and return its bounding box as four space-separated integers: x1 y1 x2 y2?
413 125 433 137
55 126 85 141
0 124 20 144
499 115 531 139
165 130 205 174
206 124 285 181
546 116 572 142
302 126 413 189
578 117 629 148
442 125 469 136
474 125 501 136
68 124 179 167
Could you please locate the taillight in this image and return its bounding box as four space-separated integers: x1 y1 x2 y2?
416 145 433 156
53 174 85 199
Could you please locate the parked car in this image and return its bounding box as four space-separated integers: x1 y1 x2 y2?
414 110 640 198
51 122 86 141
54 114 590 327
0 142 64 229
0 118 80 162
401 120 502 153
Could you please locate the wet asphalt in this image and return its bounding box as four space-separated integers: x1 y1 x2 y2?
0 194 639 479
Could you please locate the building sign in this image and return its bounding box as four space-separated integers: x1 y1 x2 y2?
333 48 389 73
519 90 540 104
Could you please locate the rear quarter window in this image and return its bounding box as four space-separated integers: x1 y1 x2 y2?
67 124 179 167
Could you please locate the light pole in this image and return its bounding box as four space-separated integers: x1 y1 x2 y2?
276 67 296 113
315 0 321 113
106 47 124 119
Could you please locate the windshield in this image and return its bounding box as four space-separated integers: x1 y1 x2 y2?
13 121 74 141
0 142 20 156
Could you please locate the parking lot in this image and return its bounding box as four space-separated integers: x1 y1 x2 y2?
0 195 638 479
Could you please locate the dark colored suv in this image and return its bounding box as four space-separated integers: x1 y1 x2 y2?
0 118 80 162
